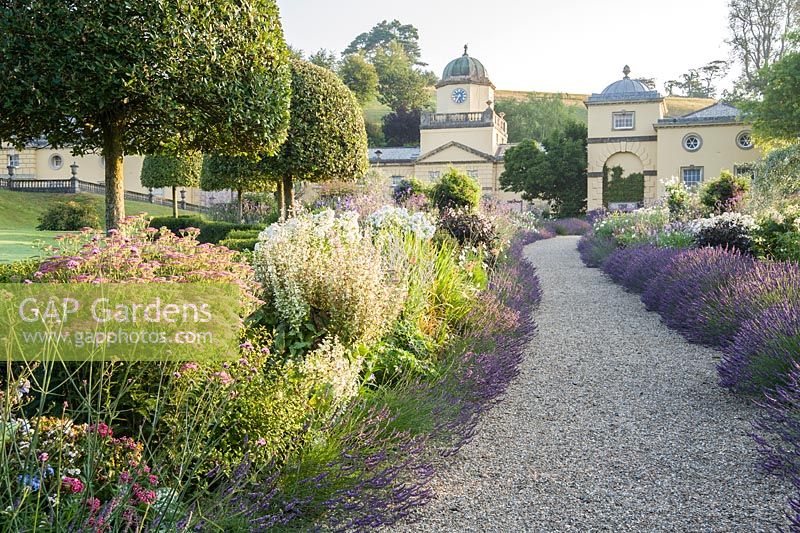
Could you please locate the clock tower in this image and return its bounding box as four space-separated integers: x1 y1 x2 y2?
420 46 507 156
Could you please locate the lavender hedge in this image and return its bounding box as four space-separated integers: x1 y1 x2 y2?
196 230 546 530
587 240 800 528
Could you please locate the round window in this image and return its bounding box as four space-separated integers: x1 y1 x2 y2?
683 133 702 152
736 131 753 150
49 154 63 170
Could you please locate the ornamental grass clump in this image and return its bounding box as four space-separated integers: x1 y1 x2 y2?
718 303 800 392
640 246 755 338
254 209 405 349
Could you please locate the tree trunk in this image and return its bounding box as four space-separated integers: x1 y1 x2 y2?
172 185 178 218
102 120 125 231
282 175 294 219
237 189 244 223
277 180 286 222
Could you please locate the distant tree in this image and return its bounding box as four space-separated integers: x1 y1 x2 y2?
365 121 386 147
262 60 369 218
140 154 202 218
372 42 430 112
634 77 657 90
200 155 275 222
287 45 305 61
382 109 421 146
0 0 291 230
344 20 425 65
664 60 729 98
338 54 379 104
308 48 339 71
495 95 587 144
728 0 799 93
500 121 588 217
748 48 800 140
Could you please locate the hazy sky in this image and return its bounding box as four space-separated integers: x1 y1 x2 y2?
277 0 737 95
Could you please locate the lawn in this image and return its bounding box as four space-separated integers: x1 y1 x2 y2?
0 189 189 262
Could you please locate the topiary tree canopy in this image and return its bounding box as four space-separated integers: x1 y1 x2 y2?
0 0 291 230
430 168 481 212
140 154 202 218
262 59 369 218
200 155 276 222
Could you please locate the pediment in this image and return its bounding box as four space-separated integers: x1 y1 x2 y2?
416 141 495 163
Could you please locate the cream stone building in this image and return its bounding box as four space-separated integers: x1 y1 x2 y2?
586 66 760 210
0 142 211 205
369 47 521 204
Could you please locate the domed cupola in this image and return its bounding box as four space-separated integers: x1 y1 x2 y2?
437 45 493 88
587 65 662 103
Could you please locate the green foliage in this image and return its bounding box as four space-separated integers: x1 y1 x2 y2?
0 260 39 282
430 168 481 211
495 94 587 143
603 167 645 205
500 122 588 217
148 215 261 244
200 155 274 195
749 50 800 140
754 205 800 261
752 143 800 208
338 53 379 104
0 0 292 228
344 19 424 65
140 154 202 190
393 177 429 203
262 59 369 197
663 60 729 98
219 229 261 252
372 42 430 112
36 196 101 230
665 179 693 218
699 170 751 213
382 108 421 146
307 48 339 71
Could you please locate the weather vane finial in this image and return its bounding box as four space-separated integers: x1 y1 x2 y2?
623 65 631 78
464 44 468 56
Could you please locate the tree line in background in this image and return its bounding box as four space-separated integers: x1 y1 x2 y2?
293 20 436 147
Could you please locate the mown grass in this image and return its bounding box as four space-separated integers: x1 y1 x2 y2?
0 189 187 262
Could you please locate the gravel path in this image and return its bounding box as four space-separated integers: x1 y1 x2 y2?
399 236 788 532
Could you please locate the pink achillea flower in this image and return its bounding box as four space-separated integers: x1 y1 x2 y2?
61 476 84 494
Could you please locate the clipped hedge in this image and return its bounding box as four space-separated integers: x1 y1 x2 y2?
149 215 262 244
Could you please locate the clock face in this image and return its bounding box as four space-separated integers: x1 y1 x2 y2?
451 88 467 104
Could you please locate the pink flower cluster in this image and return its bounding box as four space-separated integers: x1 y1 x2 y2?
61 476 84 494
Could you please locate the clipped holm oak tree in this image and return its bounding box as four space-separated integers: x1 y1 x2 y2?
263 59 369 218
0 1 291 229
140 154 202 218
200 155 276 222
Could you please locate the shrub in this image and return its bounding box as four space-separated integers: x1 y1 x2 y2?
603 166 644 204
665 178 693 219
692 212 757 254
430 168 480 212
754 205 800 261
641 246 755 337
149 215 261 244
36 195 101 230
253 209 405 350
0 259 39 282
365 205 436 240
438 208 499 253
699 170 750 214
577 234 618 268
393 177 429 204
719 303 800 392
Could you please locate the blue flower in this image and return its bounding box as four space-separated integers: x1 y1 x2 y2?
18 474 41 491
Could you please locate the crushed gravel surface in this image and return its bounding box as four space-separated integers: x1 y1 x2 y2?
397 236 788 532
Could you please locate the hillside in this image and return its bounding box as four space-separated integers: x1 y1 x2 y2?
495 89 715 118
